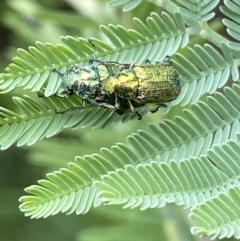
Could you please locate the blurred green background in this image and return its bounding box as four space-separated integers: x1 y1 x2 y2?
0 0 199 240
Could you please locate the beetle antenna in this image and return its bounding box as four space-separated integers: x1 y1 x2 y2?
88 38 97 64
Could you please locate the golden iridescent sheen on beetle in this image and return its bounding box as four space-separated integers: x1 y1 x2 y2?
53 53 181 119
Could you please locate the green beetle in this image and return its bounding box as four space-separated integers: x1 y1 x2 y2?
50 39 181 119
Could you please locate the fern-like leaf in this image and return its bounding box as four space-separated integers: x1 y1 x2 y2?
95 140 240 210
19 153 119 218
167 43 238 110
177 0 220 22
1 80 240 150
19 138 240 218
19 84 240 218
1 23 238 147
220 0 240 50
0 12 187 96
107 0 143 12
128 84 240 164
94 160 220 209
190 186 240 239
0 11 190 144
0 95 151 149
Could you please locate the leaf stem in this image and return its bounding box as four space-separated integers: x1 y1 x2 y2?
199 22 228 48
146 0 178 13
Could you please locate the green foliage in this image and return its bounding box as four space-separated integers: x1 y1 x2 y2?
0 11 187 149
177 0 220 22
107 0 143 12
1 0 240 240
190 186 240 239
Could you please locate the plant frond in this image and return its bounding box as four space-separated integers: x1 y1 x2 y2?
190 186 240 239
125 84 240 165
107 0 143 12
2 81 240 151
177 0 220 22
18 138 239 218
94 159 223 209
220 0 240 50
0 11 187 95
0 95 149 149
19 84 240 217
95 139 240 209
18 153 120 218
7 0 240 238
18 146 221 217
167 43 238 110
208 140 240 177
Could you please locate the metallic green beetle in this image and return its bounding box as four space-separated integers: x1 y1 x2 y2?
53 61 145 119
102 57 181 113
53 39 181 119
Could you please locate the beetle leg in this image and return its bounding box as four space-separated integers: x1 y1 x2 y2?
38 91 45 98
163 55 172 65
129 61 135 69
114 94 120 109
55 106 82 114
135 111 142 120
144 59 151 64
127 99 134 112
150 103 167 113
126 99 142 120
55 98 88 114
150 106 159 113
